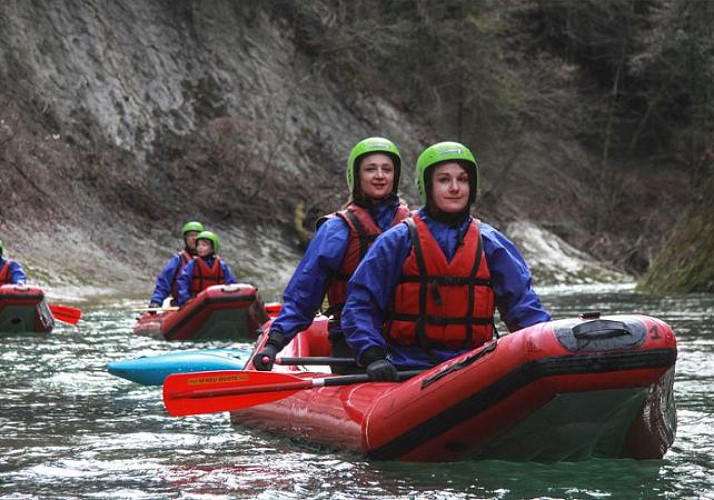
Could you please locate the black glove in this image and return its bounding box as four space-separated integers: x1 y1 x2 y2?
148 303 161 315
366 359 398 382
253 331 284 371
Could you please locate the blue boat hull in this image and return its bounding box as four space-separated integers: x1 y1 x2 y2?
107 348 250 385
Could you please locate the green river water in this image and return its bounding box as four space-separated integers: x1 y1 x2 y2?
1 284 712 499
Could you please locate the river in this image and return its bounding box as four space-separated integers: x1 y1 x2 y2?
1 284 712 499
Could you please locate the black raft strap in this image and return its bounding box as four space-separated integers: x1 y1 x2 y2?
421 341 497 389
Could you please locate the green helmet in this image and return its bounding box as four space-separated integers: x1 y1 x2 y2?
346 137 402 197
182 221 205 235
196 230 219 254
415 141 478 204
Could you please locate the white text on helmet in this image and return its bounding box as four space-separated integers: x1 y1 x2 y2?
438 148 465 156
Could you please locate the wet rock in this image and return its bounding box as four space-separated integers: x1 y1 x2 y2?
506 221 629 285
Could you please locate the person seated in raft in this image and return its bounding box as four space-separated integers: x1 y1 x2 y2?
147 221 205 310
253 137 411 374
0 239 28 285
175 230 238 307
341 141 552 381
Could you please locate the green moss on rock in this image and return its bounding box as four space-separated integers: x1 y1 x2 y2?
638 174 714 293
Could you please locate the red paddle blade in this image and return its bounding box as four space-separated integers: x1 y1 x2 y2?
49 304 83 325
265 302 282 318
163 370 312 416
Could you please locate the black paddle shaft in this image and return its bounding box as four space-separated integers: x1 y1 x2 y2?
277 357 357 366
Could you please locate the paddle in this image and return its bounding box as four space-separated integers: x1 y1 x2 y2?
49 304 82 325
265 302 282 318
163 369 423 416
131 306 180 312
275 357 357 366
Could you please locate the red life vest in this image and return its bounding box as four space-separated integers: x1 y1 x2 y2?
0 260 11 284
170 250 194 299
324 202 410 317
385 214 495 349
189 256 225 296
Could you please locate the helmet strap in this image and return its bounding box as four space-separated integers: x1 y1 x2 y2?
351 192 398 209
424 199 471 227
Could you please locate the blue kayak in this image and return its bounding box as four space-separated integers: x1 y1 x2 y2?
107 348 251 386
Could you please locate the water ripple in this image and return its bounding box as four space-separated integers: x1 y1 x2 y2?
1 290 713 499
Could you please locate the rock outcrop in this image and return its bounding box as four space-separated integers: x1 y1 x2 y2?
638 173 714 293
0 2 425 301
507 221 628 285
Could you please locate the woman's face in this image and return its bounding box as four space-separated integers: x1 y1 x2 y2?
196 239 213 257
358 153 395 201
184 231 199 251
430 162 470 213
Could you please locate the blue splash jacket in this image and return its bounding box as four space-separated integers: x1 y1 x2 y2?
0 258 27 285
269 197 404 344
149 252 186 305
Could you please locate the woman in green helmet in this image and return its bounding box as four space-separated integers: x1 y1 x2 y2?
175 230 238 306
147 221 205 309
254 137 411 374
341 141 551 381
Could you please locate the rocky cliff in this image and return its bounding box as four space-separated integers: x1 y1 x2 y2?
0 2 425 300
0 1 674 303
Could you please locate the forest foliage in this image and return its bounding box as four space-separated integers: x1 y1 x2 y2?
275 0 713 183
270 0 714 277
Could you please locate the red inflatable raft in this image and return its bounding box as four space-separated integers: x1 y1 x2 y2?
210 313 676 462
133 283 269 341
0 284 55 334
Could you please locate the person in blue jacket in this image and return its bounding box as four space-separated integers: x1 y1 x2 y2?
253 137 411 373
175 230 238 306
341 141 552 381
148 221 204 309
0 239 28 285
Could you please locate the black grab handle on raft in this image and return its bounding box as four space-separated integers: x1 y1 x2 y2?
572 319 629 340
555 317 647 352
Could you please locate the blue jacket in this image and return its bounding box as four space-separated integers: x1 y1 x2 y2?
175 256 238 306
0 258 27 285
269 198 405 344
341 208 552 369
150 252 189 305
